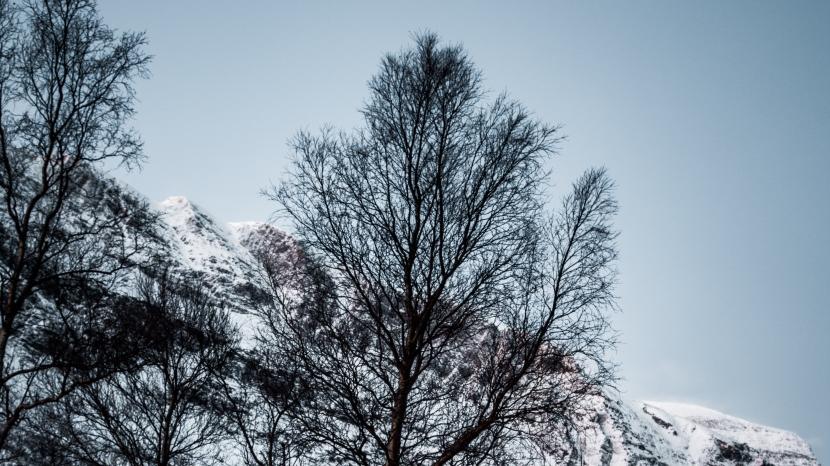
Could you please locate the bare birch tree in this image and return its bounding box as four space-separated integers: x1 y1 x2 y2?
267 33 619 466
0 0 151 453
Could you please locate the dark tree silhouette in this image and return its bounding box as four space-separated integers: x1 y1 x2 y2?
0 0 151 453
221 341 310 466
19 273 239 466
220 226 316 466
267 33 619 465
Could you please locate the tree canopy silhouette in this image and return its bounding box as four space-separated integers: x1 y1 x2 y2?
267 32 619 466
0 0 152 454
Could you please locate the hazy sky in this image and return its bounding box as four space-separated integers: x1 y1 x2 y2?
98 1 830 460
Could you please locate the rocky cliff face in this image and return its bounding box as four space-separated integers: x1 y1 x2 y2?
156 194 818 466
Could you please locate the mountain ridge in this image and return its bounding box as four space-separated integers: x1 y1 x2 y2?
157 194 818 466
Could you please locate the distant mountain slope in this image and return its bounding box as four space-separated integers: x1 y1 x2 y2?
156 195 818 466
553 395 817 465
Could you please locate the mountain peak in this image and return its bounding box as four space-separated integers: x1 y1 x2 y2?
159 195 192 210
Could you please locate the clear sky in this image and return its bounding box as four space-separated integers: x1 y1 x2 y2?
98 1 830 461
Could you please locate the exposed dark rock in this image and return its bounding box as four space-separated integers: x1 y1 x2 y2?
715 438 754 464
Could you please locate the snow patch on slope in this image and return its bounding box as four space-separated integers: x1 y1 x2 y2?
158 196 254 275
157 197 268 347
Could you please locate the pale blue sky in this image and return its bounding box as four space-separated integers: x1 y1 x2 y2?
100 1 830 460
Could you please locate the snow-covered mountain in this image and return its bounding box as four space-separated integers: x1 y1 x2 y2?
156 195 819 466
553 396 817 465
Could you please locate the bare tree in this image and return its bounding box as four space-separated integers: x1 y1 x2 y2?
221 342 310 466
0 0 151 453
268 33 619 465
21 273 239 466
220 225 316 466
